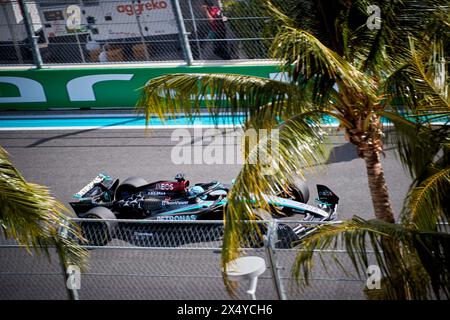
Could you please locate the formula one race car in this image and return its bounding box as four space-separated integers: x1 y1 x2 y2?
69 173 339 248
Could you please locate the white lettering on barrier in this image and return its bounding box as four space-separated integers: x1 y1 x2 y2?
0 77 47 103
66 74 134 101
0 74 135 104
0 72 280 104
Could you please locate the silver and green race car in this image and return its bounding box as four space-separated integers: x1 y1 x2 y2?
70 173 339 248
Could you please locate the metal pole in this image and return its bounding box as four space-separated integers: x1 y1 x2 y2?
75 0 86 63
131 0 150 61
17 0 42 68
187 0 202 60
58 251 80 300
74 32 86 63
170 0 193 65
58 222 80 300
265 220 287 300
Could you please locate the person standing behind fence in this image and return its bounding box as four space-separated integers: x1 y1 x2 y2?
202 0 231 60
86 36 101 62
98 44 110 63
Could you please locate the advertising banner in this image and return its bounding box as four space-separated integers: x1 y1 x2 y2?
38 1 178 41
0 64 281 110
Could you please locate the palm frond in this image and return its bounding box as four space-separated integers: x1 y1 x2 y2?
380 111 441 178
356 0 447 76
137 73 306 128
0 147 87 269
384 38 449 112
263 0 296 28
380 110 450 230
293 216 450 299
349 0 400 74
221 115 329 268
403 166 450 230
270 24 376 99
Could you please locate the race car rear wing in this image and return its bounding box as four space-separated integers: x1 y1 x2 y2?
317 185 339 211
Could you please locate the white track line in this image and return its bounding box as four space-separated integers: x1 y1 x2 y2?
0 112 248 119
0 125 241 131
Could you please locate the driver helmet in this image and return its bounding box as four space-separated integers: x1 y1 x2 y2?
187 185 205 199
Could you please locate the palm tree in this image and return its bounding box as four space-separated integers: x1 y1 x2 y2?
136 0 449 297
0 147 86 273
294 93 450 299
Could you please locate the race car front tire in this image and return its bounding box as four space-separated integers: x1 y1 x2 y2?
80 207 117 246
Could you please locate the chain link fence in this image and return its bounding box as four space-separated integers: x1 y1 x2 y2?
0 219 373 300
0 0 278 66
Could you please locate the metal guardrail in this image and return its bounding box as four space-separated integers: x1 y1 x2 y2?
0 0 275 67
0 219 374 300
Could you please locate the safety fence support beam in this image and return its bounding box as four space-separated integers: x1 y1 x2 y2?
171 0 194 66
59 222 80 300
18 0 43 68
265 220 287 300
131 0 151 61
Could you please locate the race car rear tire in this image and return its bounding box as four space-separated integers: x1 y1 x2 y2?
80 207 117 246
114 176 148 201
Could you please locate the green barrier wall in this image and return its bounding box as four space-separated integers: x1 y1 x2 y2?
0 64 281 110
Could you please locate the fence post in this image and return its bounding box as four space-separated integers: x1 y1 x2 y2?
187 0 203 60
131 0 151 61
58 222 80 300
171 0 194 65
74 0 86 63
265 220 287 300
18 0 43 68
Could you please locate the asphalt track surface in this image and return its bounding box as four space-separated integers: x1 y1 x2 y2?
0 128 412 300
0 128 411 220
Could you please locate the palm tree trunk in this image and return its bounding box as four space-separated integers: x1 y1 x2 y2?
361 148 396 223
360 146 407 298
